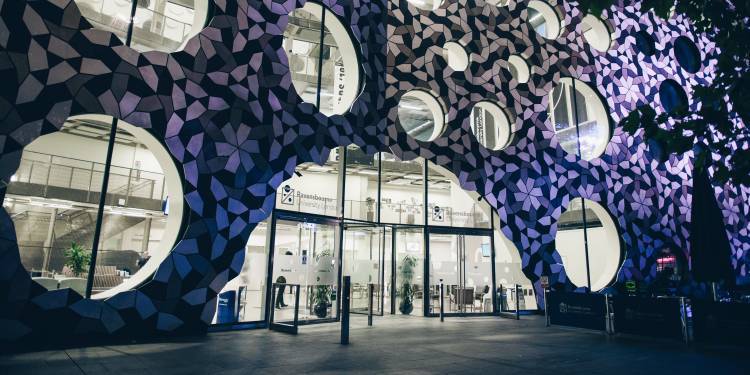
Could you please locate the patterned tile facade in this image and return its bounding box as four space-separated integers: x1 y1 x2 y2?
0 0 747 344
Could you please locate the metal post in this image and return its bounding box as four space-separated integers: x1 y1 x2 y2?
440 279 444 322
680 297 689 344
368 283 374 326
544 288 550 327
605 294 612 335
341 276 351 345
515 284 520 320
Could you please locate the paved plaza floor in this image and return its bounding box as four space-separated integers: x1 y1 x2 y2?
1 315 745 374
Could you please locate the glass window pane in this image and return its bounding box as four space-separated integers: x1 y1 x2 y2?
548 78 610 160
429 233 492 314
427 163 491 228
4 118 114 294
343 146 378 221
276 149 342 217
213 220 269 324
132 0 200 52
271 219 340 321
379 153 424 225
91 117 181 298
395 227 423 315
343 225 384 314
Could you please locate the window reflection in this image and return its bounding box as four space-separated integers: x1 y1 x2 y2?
283 2 360 115
548 78 610 160
75 0 204 52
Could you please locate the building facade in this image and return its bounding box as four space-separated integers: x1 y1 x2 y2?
0 0 748 345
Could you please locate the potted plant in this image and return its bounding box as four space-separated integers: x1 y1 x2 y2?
64 242 90 277
398 254 417 315
312 249 333 318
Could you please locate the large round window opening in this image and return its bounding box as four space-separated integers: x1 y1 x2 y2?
283 2 362 116
674 36 701 74
407 0 444 11
555 198 621 291
74 0 210 52
397 90 446 142
525 0 562 40
470 101 513 151
581 14 613 52
4 115 184 299
659 79 689 114
548 78 611 160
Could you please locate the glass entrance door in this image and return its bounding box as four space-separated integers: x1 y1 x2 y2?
270 215 340 322
342 224 387 315
429 231 493 314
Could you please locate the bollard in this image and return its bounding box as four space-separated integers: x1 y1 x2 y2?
515 284 521 320
440 279 444 322
341 276 351 345
544 288 550 327
368 283 374 327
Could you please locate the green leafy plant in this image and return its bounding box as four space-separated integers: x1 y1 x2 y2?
398 254 417 315
312 249 333 318
64 242 90 277
583 0 750 186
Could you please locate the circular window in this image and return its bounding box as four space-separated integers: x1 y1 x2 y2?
406 0 444 11
74 0 210 52
507 55 531 83
284 2 362 116
4 115 183 299
443 42 470 71
525 0 562 40
556 198 621 291
397 90 446 142
659 79 689 113
674 36 701 74
470 101 513 151
581 14 612 52
634 30 656 56
547 78 611 160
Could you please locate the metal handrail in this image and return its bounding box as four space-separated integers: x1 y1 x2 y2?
11 150 166 201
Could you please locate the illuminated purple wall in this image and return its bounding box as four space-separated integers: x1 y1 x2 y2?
0 0 747 345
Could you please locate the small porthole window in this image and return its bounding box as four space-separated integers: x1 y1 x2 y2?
674 36 701 74
397 90 446 142
525 0 562 40
407 0 444 11
470 101 513 151
634 30 656 56
659 80 689 114
581 14 613 52
443 42 470 71
507 55 531 83
548 78 611 160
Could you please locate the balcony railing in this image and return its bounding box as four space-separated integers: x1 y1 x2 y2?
9 150 167 204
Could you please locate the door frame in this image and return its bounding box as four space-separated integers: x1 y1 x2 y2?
425 226 497 318
264 209 343 325
342 221 387 316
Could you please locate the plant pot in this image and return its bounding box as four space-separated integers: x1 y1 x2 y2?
314 302 328 318
399 299 413 315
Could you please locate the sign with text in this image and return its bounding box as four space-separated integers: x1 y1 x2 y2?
548 291 607 331
612 296 684 340
692 300 750 345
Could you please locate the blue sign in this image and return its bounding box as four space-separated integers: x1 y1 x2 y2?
216 290 237 324
548 291 607 331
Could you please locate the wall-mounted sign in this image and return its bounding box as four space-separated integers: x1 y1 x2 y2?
281 184 295 205
432 205 444 222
